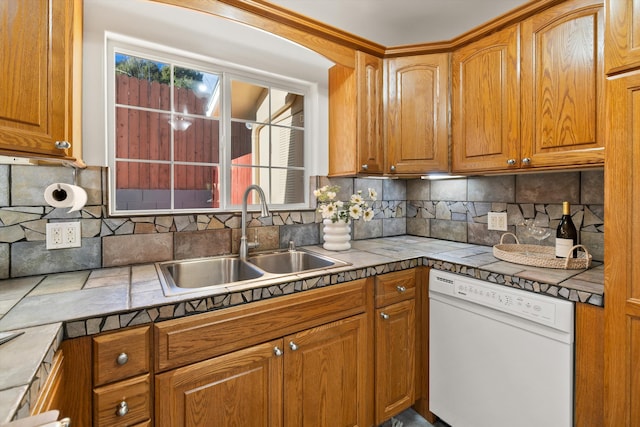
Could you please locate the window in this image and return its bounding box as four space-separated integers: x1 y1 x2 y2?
107 40 310 215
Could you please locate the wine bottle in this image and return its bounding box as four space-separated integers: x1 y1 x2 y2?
556 201 577 258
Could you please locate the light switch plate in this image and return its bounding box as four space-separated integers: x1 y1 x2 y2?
487 212 508 231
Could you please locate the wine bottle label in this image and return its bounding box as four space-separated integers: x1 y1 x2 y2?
556 238 575 258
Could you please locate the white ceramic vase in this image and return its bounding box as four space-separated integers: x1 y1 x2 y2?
322 218 351 251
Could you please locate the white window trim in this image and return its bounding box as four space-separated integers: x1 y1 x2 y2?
105 33 317 216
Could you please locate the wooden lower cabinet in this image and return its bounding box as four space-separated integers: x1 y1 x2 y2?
373 270 418 424
574 303 604 427
285 315 368 427
155 315 368 427
93 374 151 427
156 339 283 427
375 299 415 423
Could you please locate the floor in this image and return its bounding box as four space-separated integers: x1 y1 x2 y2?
379 409 449 427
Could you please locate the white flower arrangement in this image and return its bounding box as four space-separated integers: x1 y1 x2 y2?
314 185 377 223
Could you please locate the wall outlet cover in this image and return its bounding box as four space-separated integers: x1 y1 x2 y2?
487 212 508 231
46 222 81 249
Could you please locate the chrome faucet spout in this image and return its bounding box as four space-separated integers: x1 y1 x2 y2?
240 185 270 260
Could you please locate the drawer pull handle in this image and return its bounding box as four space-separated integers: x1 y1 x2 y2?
380 312 390 320
289 341 299 351
274 346 283 357
116 400 129 417
116 352 129 365
396 285 406 293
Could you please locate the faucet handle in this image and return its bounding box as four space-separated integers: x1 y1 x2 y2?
248 229 260 250
288 241 296 251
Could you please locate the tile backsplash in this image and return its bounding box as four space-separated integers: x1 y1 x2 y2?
0 165 604 279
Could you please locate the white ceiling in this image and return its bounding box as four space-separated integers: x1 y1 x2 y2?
266 0 532 46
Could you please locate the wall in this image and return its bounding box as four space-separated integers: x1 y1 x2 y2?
0 164 603 279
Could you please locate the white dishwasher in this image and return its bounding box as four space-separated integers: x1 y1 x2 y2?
429 269 574 427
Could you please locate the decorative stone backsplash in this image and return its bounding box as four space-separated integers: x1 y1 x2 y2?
406 171 605 262
0 164 604 279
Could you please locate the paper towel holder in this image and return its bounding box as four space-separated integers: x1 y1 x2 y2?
52 184 67 202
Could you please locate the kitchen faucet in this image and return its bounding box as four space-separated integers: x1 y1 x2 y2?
240 184 270 260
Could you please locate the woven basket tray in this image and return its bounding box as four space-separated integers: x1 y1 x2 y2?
493 232 592 270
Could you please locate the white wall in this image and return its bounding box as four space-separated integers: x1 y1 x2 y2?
82 0 332 174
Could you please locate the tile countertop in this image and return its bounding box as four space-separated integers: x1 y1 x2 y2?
0 236 603 422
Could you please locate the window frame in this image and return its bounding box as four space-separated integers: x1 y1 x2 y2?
105 34 315 216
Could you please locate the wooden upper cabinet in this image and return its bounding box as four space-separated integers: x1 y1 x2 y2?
386 53 449 175
329 51 384 176
520 0 605 169
451 25 520 173
0 0 82 163
357 52 385 174
605 0 640 74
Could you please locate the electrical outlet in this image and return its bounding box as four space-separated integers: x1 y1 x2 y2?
487 212 508 231
46 222 81 249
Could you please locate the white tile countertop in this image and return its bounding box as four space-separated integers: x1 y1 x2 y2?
0 236 604 422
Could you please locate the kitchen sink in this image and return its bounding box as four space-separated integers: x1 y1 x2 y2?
247 250 345 274
156 249 350 295
157 257 264 293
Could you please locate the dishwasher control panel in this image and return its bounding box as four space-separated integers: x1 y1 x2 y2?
429 269 574 331
453 279 557 324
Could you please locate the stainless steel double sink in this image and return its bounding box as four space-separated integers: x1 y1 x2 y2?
156 249 351 295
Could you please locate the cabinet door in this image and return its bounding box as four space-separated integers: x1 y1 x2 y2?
375 299 416 424
329 51 383 176
386 53 449 175
451 25 520 173
604 69 640 427
0 0 82 161
155 339 284 427
521 0 604 169
574 304 604 427
284 315 369 427
356 51 384 174
606 0 640 73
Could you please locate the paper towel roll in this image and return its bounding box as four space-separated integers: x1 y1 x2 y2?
44 183 87 212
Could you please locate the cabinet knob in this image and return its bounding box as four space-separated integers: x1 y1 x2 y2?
522 157 531 165
59 418 71 427
361 164 368 170
116 400 129 417
380 312 390 320
289 341 299 351
396 285 406 293
54 141 71 150
506 159 516 166
390 165 396 172
273 346 283 357
116 352 129 365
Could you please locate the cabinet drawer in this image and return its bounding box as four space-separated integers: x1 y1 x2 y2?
93 326 150 386
93 374 151 427
155 278 369 372
375 270 415 307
